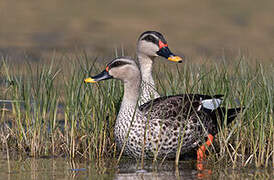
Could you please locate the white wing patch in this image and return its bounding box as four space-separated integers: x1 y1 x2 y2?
198 98 222 111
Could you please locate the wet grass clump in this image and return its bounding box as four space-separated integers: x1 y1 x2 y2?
0 53 273 168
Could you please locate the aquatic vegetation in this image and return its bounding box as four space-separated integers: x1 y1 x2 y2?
0 53 273 168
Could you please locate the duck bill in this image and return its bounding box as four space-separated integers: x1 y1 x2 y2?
156 47 183 63
84 70 113 83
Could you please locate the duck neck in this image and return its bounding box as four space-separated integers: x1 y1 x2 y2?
137 53 160 104
138 53 155 85
115 76 141 144
121 79 140 109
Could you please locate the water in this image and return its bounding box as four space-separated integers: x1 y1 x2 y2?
0 155 272 180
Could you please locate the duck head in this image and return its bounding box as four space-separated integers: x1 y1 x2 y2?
85 57 140 83
137 31 183 63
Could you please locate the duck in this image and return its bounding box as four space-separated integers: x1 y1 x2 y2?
84 57 243 160
136 31 223 110
136 31 183 105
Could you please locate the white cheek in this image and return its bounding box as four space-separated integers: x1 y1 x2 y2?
109 67 129 80
109 69 119 78
138 41 159 56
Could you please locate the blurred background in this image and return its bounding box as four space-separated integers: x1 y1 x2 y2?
1 0 274 62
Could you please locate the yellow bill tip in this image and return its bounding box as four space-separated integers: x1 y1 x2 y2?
84 77 97 83
168 56 183 62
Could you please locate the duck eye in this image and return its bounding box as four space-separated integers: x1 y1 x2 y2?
108 61 131 69
142 35 158 44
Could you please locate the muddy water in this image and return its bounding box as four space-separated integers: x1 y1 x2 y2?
0 156 272 180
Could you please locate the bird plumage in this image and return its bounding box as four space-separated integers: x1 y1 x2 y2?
85 57 244 159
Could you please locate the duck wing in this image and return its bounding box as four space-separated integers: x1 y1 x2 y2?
140 94 243 135
139 94 223 119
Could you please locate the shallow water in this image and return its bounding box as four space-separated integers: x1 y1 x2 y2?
0 155 272 180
